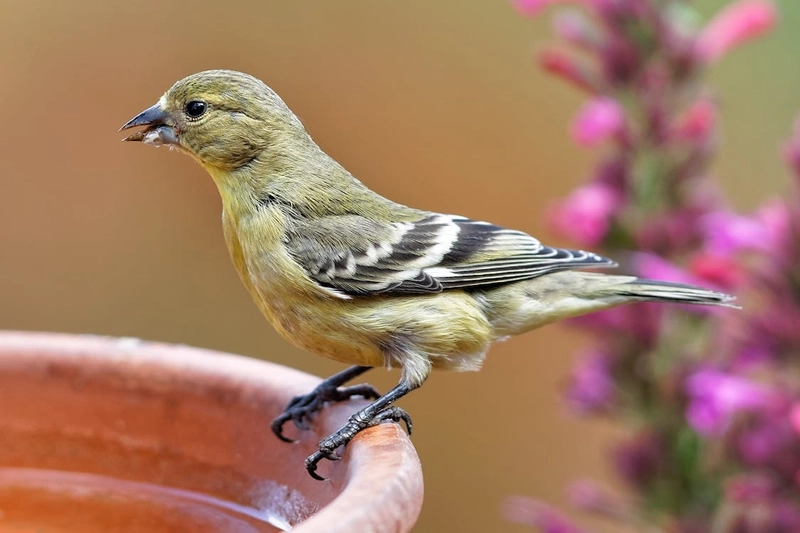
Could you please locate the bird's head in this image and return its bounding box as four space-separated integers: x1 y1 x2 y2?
120 70 306 172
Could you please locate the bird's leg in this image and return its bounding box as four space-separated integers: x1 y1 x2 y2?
305 381 415 480
270 365 379 442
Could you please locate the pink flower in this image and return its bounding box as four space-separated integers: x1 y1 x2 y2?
612 431 665 489
685 369 774 436
689 252 744 290
775 504 800 532
791 403 800 435
756 199 790 248
634 253 699 286
702 211 772 255
737 419 783 466
592 156 629 192
567 479 628 519
722 477 800 531
696 0 777 63
673 99 717 142
731 344 774 369
735 414 800 481
571 96 626 146
513 0 606 17
538 48 600 93
503 496 587 533
548 182 622 246
783 117 800 178
512 0 563 17
702 202 788 256
569 304 663 346
724 474 775 503
565 349 615 415
553 10 599 49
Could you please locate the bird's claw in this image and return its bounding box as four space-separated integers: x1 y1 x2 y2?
304 406 413 480
367 406 413 434
304 451 329 481
270 382 381 443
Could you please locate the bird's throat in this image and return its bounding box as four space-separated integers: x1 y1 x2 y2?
203 164 267 221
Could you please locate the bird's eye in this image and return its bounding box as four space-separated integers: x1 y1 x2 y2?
184 100 207 119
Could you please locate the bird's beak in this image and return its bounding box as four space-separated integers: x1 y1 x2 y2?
119 102 180 146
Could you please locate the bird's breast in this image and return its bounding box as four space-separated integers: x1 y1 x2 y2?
221 207 496 372
221 207 387 365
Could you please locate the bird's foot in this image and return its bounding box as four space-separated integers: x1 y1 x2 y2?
304 406 413 480
270 377 380 443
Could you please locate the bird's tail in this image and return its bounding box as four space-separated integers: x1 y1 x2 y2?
480 271 738 338
602 278 738 307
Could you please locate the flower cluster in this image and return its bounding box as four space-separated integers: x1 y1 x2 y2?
506 0 800 531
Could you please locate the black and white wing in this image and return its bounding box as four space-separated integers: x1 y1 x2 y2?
286 213 615 298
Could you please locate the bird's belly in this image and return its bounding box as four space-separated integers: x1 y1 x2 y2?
258 292 388 367
252 274 494 372
243 259 386 366
229 219 494 371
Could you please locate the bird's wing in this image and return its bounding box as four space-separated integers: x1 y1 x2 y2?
286 213 615 298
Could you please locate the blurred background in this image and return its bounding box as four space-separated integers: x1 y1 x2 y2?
1 1 798 531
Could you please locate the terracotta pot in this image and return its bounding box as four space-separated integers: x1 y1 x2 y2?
0 331 423 532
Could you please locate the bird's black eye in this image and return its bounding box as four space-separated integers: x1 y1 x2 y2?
185 100 207 119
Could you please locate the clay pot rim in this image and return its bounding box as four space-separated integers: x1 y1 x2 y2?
0 330 424 532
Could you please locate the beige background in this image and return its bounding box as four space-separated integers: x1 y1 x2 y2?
1 1 797 531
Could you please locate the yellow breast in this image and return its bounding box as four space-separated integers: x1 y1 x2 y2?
222 206 493 375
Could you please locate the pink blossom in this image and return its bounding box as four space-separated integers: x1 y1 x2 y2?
783 117 800 178
731 344 775 369
791 403 800 436
565 349 615 415
553 10 599 49
696 0 777 63
569 304 663 346
612 431 665 489
567 479 606 511
636 211 705 252
685 369 774 436
736 417 789 466
600 35 642 85
734 412 800 482
567 479 628 519
634 253 699 286
702 203 788 256
722 478 800 531
539 48 600 93
775 504 800 532
503 496 583 533
756 199 790 248
724 474 775 503
549 182 622 246
689 252 744 290
571 96 626 146
513 0 606 17
702 211 772 255
512 0 564 17
673 99 717 142
592 156 629 192
503 496 587 533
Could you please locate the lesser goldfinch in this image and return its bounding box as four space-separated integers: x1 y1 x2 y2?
121 70 735 479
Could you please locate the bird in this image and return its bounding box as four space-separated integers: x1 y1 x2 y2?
120 69 735 480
